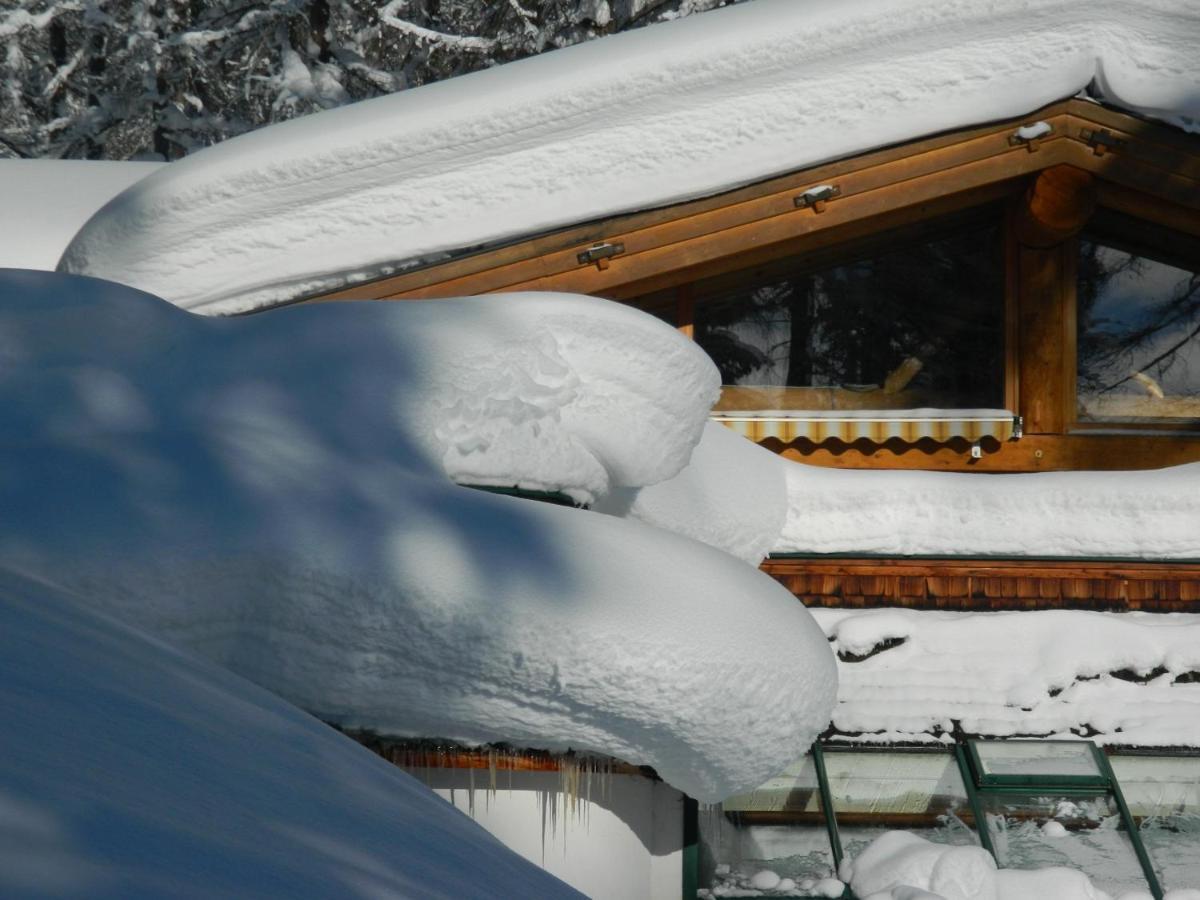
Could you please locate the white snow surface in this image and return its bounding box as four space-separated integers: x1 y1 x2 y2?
817 607 1200 747
848 831 1120 900
0 567 581 899
58 0 1200 313
777 461 1200 559
0 160 161 270
0 274 717 504
0 270 834 803
593 421 786 565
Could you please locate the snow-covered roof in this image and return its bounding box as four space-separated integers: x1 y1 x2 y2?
0 269 836 803
0 160 161 270
58 0 1200 314
818 607 1200 748
0 567 582 899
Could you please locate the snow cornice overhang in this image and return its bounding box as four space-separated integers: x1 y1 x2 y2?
58 0 1200 313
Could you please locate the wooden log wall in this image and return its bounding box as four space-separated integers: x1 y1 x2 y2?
762 557 1200 611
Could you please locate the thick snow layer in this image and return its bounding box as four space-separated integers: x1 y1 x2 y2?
58 0 1200 313
0 273 716 504
846 831 1123 900
593 421 786 565
0 160 161 270
0 567 581 899
777 461 1200 558
816 607 1200 747
0 270 833 803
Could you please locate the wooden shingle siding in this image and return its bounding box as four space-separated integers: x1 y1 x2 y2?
762 557 1200 611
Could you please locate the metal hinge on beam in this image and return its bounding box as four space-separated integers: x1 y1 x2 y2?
576 241 625 270
794 184 841 213
1008 121 1053 151
1079 128 1124 157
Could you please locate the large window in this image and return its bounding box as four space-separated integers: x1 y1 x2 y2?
1077 212 1200 426
691 216 1005 414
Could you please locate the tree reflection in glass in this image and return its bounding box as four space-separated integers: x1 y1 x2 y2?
693 220 1004 413
1077 235 1200 425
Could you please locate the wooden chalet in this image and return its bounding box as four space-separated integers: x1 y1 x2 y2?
304 98 1200 610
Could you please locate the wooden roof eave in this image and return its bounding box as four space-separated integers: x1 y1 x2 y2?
297 99 1200 308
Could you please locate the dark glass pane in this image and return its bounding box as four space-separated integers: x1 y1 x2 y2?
620 287 677 327
693 220 1004 412
1077 236 1200 424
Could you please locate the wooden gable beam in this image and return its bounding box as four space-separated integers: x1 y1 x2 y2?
298 99 1200 308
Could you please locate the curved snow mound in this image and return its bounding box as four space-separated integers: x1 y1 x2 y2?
58 0 1200 312
0 271 832 803
778 461 1200 558
848 832 1117 900
593 421 786 565
0 568 582 899
0 160 161 270
0 273 717 503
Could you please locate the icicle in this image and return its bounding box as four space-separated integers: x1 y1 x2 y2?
585 758 593 828
468 765 476 817
539 787 548 865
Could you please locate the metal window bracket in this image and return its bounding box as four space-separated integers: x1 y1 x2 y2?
794 184 841 213
1008 121 1053 152
576 241 625 270
1079 127 1124 157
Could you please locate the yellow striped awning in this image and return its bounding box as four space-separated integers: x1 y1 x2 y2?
712 409 1021 444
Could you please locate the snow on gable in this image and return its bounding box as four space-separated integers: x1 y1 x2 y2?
0 270 835 803
59 0 1200 313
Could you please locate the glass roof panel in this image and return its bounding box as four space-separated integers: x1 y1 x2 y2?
971 740 1105 785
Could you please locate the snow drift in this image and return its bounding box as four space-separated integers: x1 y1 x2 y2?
0 270 835 803
777 461 1200 559
0 274 717 504
817 607 1200 747
58 0 1200 313
0 567 582 899
594 420 787 565
846 831 1122 900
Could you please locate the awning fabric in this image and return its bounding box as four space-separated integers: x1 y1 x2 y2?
712 409 1020 444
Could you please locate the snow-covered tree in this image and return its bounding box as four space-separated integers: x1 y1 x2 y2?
1 0 735 160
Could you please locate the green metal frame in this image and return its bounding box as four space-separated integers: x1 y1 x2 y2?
954 742 996 858
965 739 1109 789
687 739 1171 900
811 743 844 873
961 739 1164 900
1100 752 1165 900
